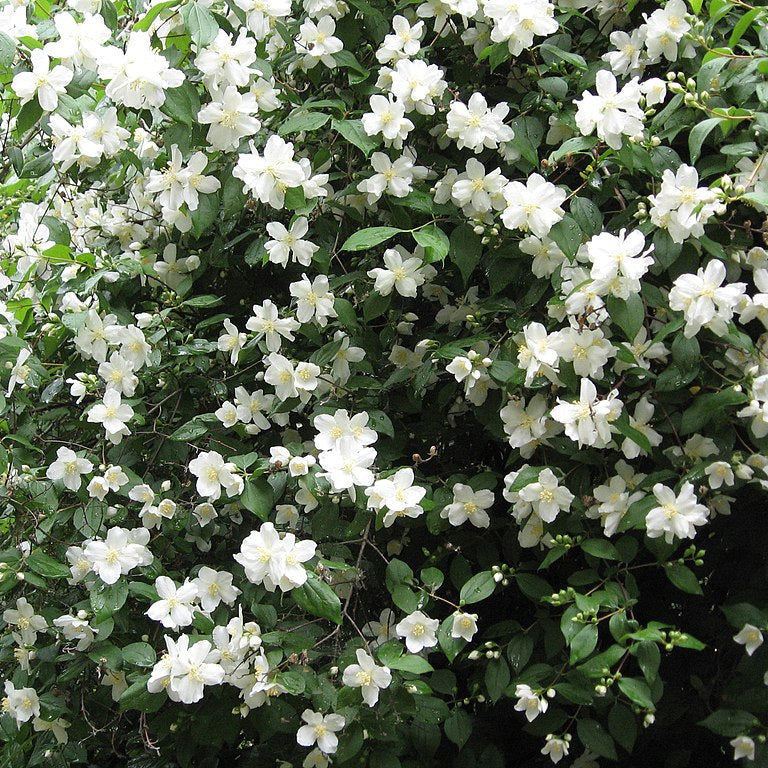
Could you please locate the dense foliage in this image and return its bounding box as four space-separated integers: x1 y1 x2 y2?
1 0 768 765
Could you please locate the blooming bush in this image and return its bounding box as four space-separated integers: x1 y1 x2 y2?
2 0 768 765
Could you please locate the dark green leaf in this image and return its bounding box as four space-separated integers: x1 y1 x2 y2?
292 573 342 624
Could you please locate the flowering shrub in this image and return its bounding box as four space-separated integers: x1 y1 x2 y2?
2 0 768 765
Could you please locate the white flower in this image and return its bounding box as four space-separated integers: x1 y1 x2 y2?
265 217 319 267
235 522 317 592
362 609 398 648
265 353 299 400
146 146 221 216
541 735 570 764
52 615 97 651
451 158 507 214
188 451 244 501
440 483 494 528
365 467 425 517
588 474 644 537
2 682 40 725
357 151 428 204
319 436 377 494
388 58 447 116
730 736 756 762
46 447 93 492
313 409 378 451
514 684 549 722
12 49 72 112
234 135 305 210
550 379 622 448
43 11 110 69
87 389 134 444
586 228 654 298
297 710 346 754
649 165 725 243
195 30 257 91
395 610 439 653
518 469 573 523
98 31 183 109
146 576 199 630
166 634 225 704
6 348 33 397
98 353 138 397
362 95 414 149
235 387 273 431
246 299 299 353
733 624 764 656
3 598 48 645
501 174 566 238
295 15 343 69
645 482 709 543
290 274 337 326
484 0 558 55
445 93 514 153
376 15 424 63
83 527 153 585
705 461 735 489
451 612 479 642
669 260 747 338
575 70 645 150
368 246 426 297
342 649 393 706
622 397 663 459
643 0 691 63
198 87 261 151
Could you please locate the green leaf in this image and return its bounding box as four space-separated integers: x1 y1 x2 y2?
444 709 472 750
664 563 703 595
20 151 52 179
191 191 219 239
241 476 273 521
26 551 70 579
680 387 747 435
569 624 598 663
90 581 129 616
363 290 391 322
506 633 534 671
182 294 222 308
699 709 757 737
180 2 219 47
134 0 180 31
438 617 464 662
120 677 164 713
292 573 342 624
569 197 603 236
581 539 621 560
278 111 330 135
449 224 482 284
688 118 723 164
608 704 637 754
332 118 379 156
635 641 660 683
0 31 15 68
577 719 617 760
548 215 582 259
459 571 496 605
122 642 157 667
367 409 395 438
617 677 654 708
412 225 450 263
612 413 652 455
341 226 402 251
606 294 645 341
387 654 434 673
161 82 201 126
169 418 208 441
539 43 587 69
485 657 510 702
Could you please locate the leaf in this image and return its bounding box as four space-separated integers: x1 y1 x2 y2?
387 654 434 673
617 677 654 709
341 226 402 251
292 572 342 624
122 642 157 667
548 215 582 259
506 633 534 671
90 581 129 616
191 191 219 239
241 476 273 521
569 624 598 663
180 2 219 47
438 617 464 662
134 0 180 31
608 704 637 753
577 719 617 760
120 677 164 713
459 571 495 605
363 291 390 322
664 563 703 595
450 224 482 285
182 295 222 308
688 118 723 164
20 151 52 179
539 43 587 69
699 709 757 737
0 31 15 68
606 294 645 341
680 388 747 435
444 709 472 750
484 657 510 702
26 551 70 579
278 112 330 135
161 82 201 126
612 413 652 454
581 539 621 561
569 197 603 236
412 225 450 263
367 410 395 438
332 118 379 156
169 418 208 441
